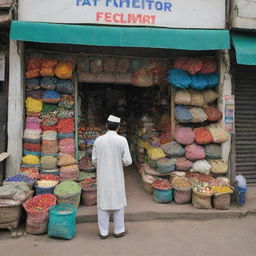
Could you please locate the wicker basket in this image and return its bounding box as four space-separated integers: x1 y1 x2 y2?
143 182 153 194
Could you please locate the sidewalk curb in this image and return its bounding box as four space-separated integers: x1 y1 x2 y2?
76 209 254 223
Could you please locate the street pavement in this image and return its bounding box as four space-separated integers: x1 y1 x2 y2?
1 217 256 256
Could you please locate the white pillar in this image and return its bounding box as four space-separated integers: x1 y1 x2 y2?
218 49 233 179
6 40 24 177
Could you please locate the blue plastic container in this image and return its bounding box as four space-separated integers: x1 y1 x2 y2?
35 185 56 195
153 188 173 203
235 186 247 206
48 204 77 240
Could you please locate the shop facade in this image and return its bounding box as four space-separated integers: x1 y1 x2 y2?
231 0 256 184
6 0 232 189
0 0 13 181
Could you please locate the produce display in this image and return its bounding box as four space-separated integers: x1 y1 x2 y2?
3 54 233 235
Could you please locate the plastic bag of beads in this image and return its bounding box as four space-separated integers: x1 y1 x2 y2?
190 90 205 107
43 90 61 104
174 89 191 105
194 128 213 145
204 106 223 122
174 105 193 123
23 138 41 144
23 129 42 140
209 160 228 174
57 118 74 133
57 108 74 119
189 107 208 123
201 89 219 104
27 58 42 70
22 154 40 165
161 142 185 157
185 143 205 161
103 57 116 73
40 76 58 90
26 97 43 113
192 160 211 174
26 78 41 90
59 138 75 146
26 117 42 126
42 116 58 126
23 150 41 157
173 127 195 145
40 156 58 170
26 69 40 79
58 153 77 167
55 62 73 79
185 58 203 75
41 124 58 131
42 104 58 115
205 144 222 159
42 131 57 141
56 79 74 94
24 142 41 152
41 140 58 154
41 59 58 68
26 89 44 100
58 133 74 139
205 73 220 88
174 57 188 70
190 74 208 90
175 157 193 171
167 69 191 89
199 58 217 74
208 124 229 143
58 95 74 109
59 165 79 181
40 67 55 77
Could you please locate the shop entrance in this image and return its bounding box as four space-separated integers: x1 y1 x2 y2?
77 82 170 172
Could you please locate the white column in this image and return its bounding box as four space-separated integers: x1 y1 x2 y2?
218 49 233 178
6 40 24 177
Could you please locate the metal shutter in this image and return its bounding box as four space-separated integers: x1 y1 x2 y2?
235 65 256 184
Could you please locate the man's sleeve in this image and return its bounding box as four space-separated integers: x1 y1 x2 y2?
92 141 97 165
122 138 132 166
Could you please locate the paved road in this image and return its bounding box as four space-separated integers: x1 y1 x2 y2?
1 217 256 256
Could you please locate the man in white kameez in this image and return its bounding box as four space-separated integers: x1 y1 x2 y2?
92 115 132 239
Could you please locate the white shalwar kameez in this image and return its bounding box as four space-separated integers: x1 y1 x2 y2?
92 130 132 236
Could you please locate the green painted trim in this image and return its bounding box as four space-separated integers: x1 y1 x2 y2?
10 21 230 50
232 33 256 65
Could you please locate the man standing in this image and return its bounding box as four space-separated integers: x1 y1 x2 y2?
92 115 132 239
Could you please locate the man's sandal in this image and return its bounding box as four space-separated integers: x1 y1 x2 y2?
98 233 109 240
113 230 128 238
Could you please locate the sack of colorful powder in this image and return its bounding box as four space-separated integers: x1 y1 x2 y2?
185 144 205 161
173 127 195 145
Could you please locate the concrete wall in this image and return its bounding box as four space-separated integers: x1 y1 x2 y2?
6 40 24 177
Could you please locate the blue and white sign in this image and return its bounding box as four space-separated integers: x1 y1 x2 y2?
19 0 225 29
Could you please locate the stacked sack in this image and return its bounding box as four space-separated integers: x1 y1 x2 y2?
174 88 222 123
167 57 219 90
58 154 79 181
171 125 229 176
22 58 75 179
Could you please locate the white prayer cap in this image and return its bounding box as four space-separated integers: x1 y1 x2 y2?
107 115 121 123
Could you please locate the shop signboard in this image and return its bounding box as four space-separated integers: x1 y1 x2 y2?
18 0 225 29
224 95 235 134
232 0 256 29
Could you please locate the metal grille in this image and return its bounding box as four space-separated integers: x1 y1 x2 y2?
235 65 256 184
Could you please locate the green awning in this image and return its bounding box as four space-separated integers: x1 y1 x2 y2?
232 33 256 65
10 21 230 50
